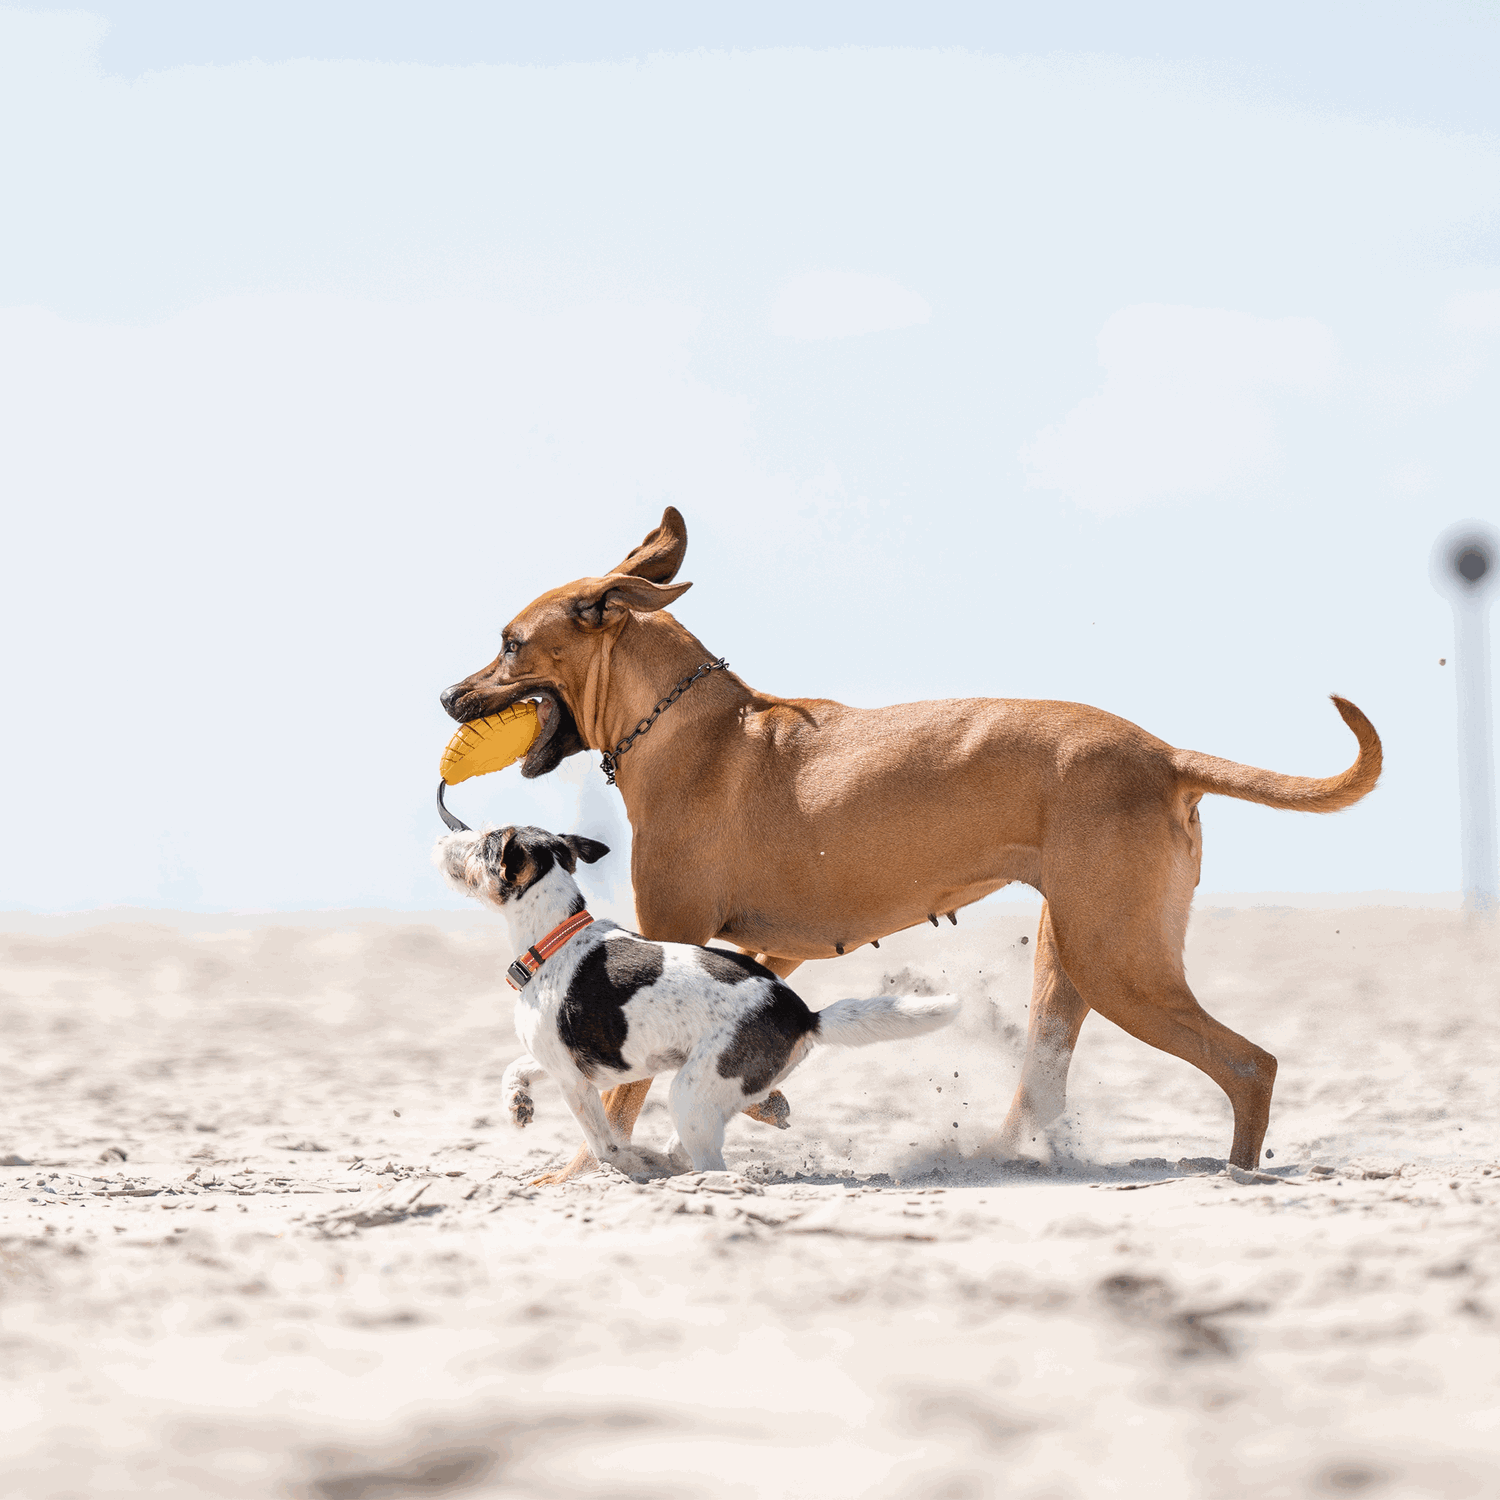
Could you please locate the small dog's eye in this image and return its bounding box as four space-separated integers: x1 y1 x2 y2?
502 639 518 657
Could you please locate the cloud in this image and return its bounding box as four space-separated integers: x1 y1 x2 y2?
769 270 930 341
1020 304 1340 514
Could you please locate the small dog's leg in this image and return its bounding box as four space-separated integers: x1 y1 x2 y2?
501 1054 548 1129
668 1069 730 1173
533 1079 654 1185
557 1075 624 1161
741 955 799 1133
552 1074 667 1177
742 1090 791 1129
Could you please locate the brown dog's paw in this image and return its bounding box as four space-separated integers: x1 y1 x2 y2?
743 1091 791 1130
530 1144 599 1186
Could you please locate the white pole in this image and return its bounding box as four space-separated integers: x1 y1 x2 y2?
1432 522 1500 915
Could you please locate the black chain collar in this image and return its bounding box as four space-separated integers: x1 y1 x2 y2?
599 657 727 786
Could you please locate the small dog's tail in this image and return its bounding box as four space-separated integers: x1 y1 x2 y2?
812 994 961 1048
1170 695 1382 813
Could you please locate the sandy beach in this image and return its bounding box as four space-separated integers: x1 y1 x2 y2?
6 8 1499 1497
2 900 1496 1498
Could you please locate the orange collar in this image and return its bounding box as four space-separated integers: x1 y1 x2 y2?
506 909 594 991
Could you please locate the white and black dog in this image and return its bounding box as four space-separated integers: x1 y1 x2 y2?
434 824 960 1176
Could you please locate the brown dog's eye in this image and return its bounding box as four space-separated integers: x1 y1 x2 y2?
502 639 520 658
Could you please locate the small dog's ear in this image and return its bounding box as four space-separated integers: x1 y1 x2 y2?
482 827 528 884
562 834 611 866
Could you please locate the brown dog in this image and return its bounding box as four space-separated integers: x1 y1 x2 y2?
441 509 1380 1174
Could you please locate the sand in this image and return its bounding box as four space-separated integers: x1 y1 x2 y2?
2 901 1497 1499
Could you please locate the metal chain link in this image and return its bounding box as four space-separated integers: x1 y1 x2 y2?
599 657 727 785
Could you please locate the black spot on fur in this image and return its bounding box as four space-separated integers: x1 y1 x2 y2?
695 948 775 985
560 939 666 1078
482 825 597 900
716 983 820 1097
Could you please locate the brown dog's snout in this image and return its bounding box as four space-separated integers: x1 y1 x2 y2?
441 680 482 721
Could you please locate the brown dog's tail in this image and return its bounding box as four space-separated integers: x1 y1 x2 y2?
1171 696 1382 813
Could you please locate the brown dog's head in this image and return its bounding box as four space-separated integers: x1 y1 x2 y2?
439 508 692 778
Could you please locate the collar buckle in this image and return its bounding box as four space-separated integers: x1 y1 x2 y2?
505 909 594 992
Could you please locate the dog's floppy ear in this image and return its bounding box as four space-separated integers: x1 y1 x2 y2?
607 506 687 584
568 573 692 632
482 827 527 883
562 834 610 867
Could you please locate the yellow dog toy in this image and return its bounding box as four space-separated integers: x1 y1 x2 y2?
436 702 540 831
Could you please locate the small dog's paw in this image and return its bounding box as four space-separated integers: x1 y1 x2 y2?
507 1090 534 1129
599 1143 673 1180
743 1090 791 1129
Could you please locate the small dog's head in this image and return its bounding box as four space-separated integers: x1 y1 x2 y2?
433 825 610 909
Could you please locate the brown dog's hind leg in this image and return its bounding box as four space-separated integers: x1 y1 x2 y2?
995 903 1091 1158
1046 846 1277 1171
1079 974 1276 1170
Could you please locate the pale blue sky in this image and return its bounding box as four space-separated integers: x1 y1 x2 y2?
3 4 1499 911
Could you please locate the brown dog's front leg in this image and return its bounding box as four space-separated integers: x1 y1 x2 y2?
531 1078 656 1184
